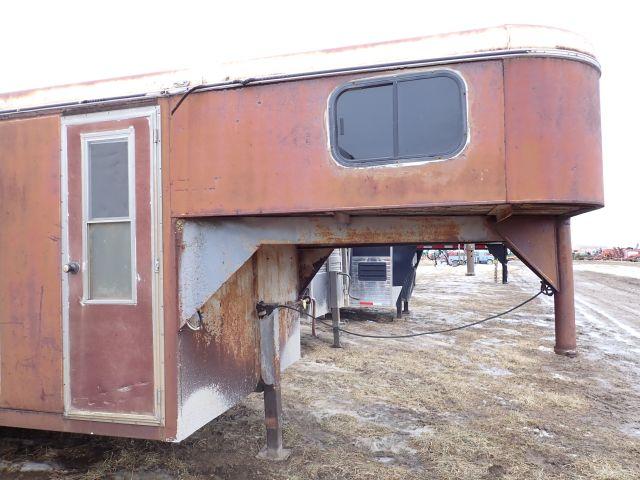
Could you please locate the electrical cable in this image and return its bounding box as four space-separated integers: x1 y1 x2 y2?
171 77 255 116
274 282 551 340
170 84 210 116
336 271 360 301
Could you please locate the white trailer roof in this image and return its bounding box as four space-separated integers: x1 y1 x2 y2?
0 25 597 115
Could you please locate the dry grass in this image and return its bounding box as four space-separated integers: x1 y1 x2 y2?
1 262 639 479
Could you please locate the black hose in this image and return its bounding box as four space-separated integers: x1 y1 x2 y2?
274 282 551 340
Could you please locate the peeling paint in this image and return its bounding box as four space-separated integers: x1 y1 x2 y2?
178 216 500 323
176 385 234 442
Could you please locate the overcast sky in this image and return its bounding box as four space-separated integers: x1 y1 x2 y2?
2 1 636 247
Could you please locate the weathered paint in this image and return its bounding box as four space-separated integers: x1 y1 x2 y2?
0 408 168 440
554 219 577 356
0 107 173 440
65 117 156 418
176 245 300 441
493 216 559 290
177 216 501 323
259 308 280 387
168 57 602 218
0 39 603 442
169 61 508 217
0 115 63 413
255 246 301 374
176 257 260 441
159 98 179 441
298 247 334 292
504 58 603 206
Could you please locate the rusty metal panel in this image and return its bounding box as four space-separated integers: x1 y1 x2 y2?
176 257 261 441
298 247 333 292
177 216 501 323
255 245 299 302
0 107 174 441
175 244 300 441
0 408 169 440
504 58 603 207
65 117 156 418
0 53 604 443
168 61 506 217
159 97 179 441
493 215 559 290
255 246 300 372
0 115 63 413
554 218 576 355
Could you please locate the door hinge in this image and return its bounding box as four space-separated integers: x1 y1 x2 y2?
153 128 160 144
154 258 160 273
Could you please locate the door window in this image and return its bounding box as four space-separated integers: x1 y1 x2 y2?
82 129 136 302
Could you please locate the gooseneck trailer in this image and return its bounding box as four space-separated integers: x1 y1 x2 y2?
0 25 603 458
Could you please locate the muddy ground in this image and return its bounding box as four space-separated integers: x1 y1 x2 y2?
1 260 639 479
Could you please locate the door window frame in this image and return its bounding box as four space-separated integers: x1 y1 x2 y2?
80 128 137 305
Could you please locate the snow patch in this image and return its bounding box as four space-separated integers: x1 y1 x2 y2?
620 423 640 439
525 426 554 439
574 263 640 280
355 435 418 455
20 462 55 472
479 365 513 377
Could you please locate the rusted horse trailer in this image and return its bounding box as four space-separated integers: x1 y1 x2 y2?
0 25 602 458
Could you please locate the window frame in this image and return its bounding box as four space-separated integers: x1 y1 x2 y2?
80 128 137 305
328 70 468 167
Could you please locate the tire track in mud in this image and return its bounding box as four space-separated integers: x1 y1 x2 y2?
574 296 640 340
499 261 640 361
572 270 640 361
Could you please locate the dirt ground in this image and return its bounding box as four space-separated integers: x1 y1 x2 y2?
1 260 639 479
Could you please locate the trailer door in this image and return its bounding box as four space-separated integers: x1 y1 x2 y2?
61 107 163 425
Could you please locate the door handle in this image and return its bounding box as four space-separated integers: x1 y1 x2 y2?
63 262 80 274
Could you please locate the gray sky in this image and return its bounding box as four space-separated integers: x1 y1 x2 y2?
2 1 636 247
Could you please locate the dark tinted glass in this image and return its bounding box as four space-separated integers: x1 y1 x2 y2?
331 72 466 165
89 141 129 218
397 76 464 157
335 84 393 161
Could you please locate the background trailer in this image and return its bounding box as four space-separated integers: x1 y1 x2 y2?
0 25 603 459
306 246 422 320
